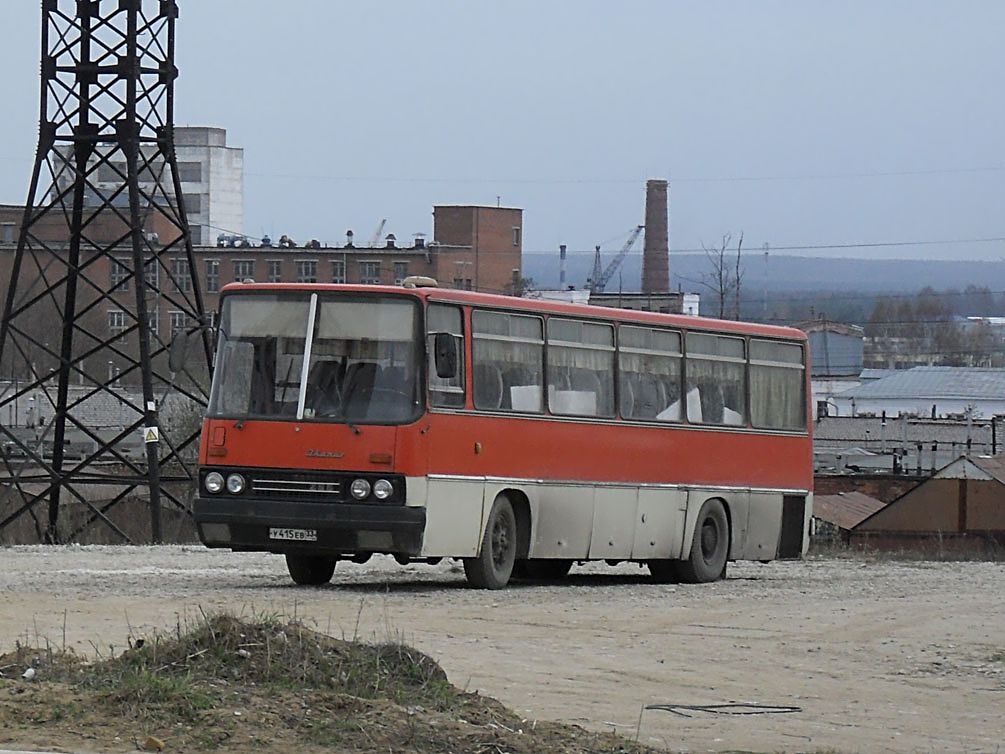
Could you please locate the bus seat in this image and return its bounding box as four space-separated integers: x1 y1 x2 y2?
619 373 635 417
569 368 607 415
633 373 662 418
381 365 409 393
657 380 682 421
305 360 344 416
699 382 724 423
473 363 504 409
343 362 379 413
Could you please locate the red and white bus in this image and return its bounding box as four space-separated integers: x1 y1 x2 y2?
193 280 812 589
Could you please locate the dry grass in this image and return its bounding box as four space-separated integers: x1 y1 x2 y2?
0 611 660 753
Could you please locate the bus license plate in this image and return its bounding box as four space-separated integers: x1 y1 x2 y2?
269 527 318 542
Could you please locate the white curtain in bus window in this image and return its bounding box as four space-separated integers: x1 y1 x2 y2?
547 319 615 417
427 304 465 408
749 339 805 429
685 332 746 426
618 326 682 421
213 296 311 417
472 311 544 412
315 300 415 341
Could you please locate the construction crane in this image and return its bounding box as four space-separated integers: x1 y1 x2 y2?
368 218 387 247
590 224 644 293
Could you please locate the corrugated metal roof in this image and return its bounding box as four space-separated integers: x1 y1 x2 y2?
973 455 1005 484
859 368 897 382
933 454 1005 484
835 367 1005 400
813 492 887 530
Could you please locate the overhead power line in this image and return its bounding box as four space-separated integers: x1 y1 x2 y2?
244 164 1005 185
523 236 1005 256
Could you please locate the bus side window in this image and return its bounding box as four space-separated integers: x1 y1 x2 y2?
749 339 805 429
619 326 681 422
685 332 746 426
547 318 615 417
427 304 465 408
472 310 544 413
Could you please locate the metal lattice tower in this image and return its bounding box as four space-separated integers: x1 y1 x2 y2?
0 0 212 544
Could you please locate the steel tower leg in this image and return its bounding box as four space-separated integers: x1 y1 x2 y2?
0 0 211 544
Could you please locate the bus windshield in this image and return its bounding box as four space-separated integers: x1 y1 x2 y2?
208 292 421 424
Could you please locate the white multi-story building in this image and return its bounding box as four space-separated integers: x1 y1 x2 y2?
53 126 243 246
173 126 243 245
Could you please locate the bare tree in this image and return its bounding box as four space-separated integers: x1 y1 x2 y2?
698 232 745 319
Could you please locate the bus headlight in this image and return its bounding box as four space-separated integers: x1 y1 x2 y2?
226 473 246 494
204 471 224 494
372 479 393 500
350 478 371 500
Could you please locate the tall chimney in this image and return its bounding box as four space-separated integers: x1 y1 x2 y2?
642 179 669 294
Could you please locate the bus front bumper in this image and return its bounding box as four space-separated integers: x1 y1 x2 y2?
192 497 426 557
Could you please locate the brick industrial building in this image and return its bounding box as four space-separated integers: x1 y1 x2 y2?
0 202 522 324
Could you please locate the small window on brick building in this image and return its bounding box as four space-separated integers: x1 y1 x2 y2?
296 260 317 283
393 261 409 285
512 226 521 247
267 260 282 283
332 259 346 283
108 309 127 339
171 258 192 292
205 259 220 292
360 261 380 284
110 257 130 292
233 259 254 282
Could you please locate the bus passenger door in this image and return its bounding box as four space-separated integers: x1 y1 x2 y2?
632 488 687 560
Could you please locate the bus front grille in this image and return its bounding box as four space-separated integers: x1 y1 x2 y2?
251 475 343 501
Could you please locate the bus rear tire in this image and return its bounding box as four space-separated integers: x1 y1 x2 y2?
463 496 516 589
520 558 573 581
676 499 729 584
285 554 337 586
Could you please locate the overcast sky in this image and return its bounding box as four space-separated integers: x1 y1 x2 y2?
1 1 1003 264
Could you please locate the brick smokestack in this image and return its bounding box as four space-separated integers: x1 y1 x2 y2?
642 179 669 294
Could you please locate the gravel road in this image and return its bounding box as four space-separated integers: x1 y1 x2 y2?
1 546 1002 753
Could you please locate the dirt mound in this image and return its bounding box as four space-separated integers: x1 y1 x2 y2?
0 613 656 753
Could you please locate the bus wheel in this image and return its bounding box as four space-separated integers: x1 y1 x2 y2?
285 554 337 586
463 496 517 589
647 559 680 583
676 499 729 584
521 559 573 581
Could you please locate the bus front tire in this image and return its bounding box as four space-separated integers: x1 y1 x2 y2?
676 499 729 584
463 497 517 589
285 554 337 586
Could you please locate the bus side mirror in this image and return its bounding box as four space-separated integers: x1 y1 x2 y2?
433 332 457 379
168 330 190 373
